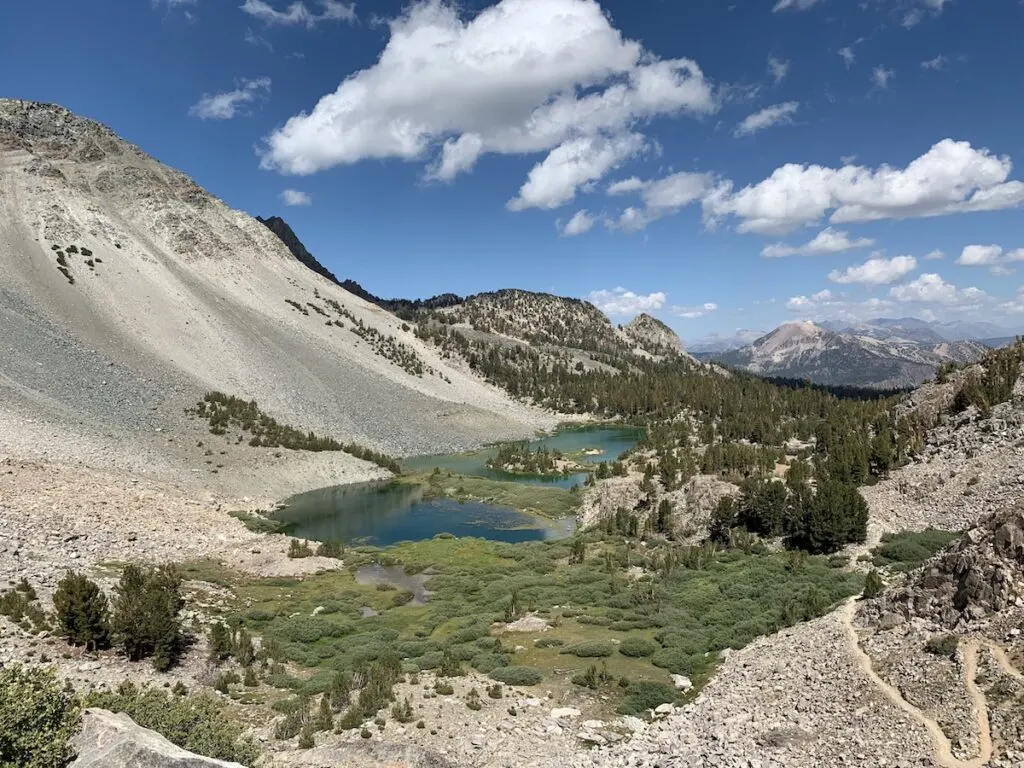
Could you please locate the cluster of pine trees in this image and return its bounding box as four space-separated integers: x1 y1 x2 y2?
410 322 1024 556
49 565 185 670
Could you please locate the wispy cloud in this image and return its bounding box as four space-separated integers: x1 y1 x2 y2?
762 228 874 258
872 66 895 89
188 77 271 120
772 0 820 11
839 47 856 68
768 57 789 85
672 302 718 319
245 28 274 51
280 189 312 206
734 102 799 137
921 55 947 70
241 0 356 28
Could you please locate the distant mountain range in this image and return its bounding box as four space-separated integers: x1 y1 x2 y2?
710 321 990 389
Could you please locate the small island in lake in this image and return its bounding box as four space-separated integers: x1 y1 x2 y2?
486 441 586 477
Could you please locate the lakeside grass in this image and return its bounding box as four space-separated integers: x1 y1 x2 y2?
398 471 581 519
182 534 862 715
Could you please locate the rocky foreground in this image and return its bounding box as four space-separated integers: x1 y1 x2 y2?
4 379 1024 767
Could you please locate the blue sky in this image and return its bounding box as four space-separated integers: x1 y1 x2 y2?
2 0 1023 342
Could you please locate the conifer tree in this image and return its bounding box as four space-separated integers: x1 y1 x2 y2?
52 571 110 651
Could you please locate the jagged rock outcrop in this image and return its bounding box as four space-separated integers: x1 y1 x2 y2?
622 313 692 360
70 709 247 767
256 214 342 286
873 507 1024 627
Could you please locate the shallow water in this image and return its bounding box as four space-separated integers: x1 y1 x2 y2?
354 564 432 605
402 425 645 490
276 426 642 545
275 480 574 545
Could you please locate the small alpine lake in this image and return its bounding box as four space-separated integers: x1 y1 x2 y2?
275 425 643 545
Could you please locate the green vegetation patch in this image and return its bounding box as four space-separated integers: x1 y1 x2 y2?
187 392 400 473
405 471 580 519
871 528 960 572
86 682 259 765
206 533 860 713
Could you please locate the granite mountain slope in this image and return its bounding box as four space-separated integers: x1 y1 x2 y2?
0 99 560 496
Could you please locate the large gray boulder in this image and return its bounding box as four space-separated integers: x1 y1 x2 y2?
70 708 248 768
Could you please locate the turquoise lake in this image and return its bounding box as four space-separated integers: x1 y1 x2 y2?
276 426 644 546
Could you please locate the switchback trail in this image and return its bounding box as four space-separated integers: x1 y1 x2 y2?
839 599 993 768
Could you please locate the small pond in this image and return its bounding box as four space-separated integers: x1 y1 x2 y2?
275 480 575 546
276 426 643 545
402 425 646 490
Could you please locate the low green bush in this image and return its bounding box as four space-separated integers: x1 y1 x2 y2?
560 641 615 658
618 637 657 658
924 634 959 658
0 665 81 768
489 666 543 686
616 681 678 716
86 682 259 765
534 637 564 648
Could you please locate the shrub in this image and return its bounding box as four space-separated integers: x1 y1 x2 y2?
925 634 959 658
87 683 259 764
110 564 184 671
863 569 884 599
533 637 564 648
0 665 81 768
465 688 482 711
316 540 345 559
434 681 454 695
489 666 543 686
391 697 414 723
616 681 678 716
618 637 657 658
298 727 315 749
487 683 503 699
560 641 615 658
872 529 959 572
288 540 314 559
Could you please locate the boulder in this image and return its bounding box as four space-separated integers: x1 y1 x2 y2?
671 674 693 691
70 708 247 767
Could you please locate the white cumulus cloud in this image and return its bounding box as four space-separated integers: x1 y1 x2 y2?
702 138 1024 235
761 227 874 258
508 134 644 210
890 273 987 306
280 189 312 206
241 0 356 27
957 244 1024 274
259 0 716 214
559 210 595 236
588 287 666 316
734 102 799 137
828 255 918 285
188 77 271 120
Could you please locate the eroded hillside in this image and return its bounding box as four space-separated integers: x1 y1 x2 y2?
0 100 561 497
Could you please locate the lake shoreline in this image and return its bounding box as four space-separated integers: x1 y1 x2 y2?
272 425 645 546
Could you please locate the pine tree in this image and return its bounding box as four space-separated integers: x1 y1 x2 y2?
111 564 184 670
52 571 110 651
